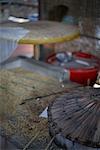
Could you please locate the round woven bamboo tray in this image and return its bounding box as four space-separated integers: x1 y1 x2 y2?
48 87 100 149
1 21 80 44
0 21 80 61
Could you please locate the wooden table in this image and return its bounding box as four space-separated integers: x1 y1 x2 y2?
0 21 80 60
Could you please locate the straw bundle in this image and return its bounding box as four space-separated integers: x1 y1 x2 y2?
0 67 76 148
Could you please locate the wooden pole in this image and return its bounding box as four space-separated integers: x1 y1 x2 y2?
34 45 40 60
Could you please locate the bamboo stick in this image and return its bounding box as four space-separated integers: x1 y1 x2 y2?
44 136 55 150
23 132 40 150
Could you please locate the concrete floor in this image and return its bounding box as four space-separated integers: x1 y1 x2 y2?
0 136 18 150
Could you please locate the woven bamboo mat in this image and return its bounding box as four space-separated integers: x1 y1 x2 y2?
0 68 78 149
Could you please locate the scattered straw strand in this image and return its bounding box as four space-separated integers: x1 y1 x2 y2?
23 131 40 150
45 136 55 150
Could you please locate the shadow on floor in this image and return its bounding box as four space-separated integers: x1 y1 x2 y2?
0 136 19 150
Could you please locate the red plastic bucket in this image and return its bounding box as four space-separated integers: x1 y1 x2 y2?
46 51 100 85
